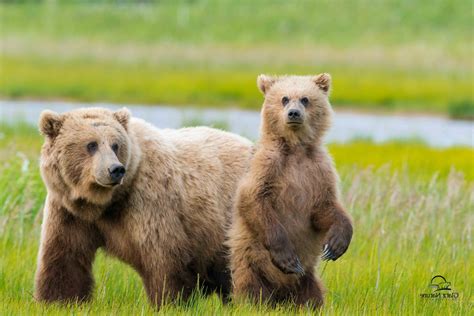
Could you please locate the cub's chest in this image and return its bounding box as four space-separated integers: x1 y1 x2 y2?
276 156 327 208
281 154 324 185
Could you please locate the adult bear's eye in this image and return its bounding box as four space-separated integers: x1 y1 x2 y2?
300 97 309 106
111 143 119 153
87 141 98 154
281 96 289 106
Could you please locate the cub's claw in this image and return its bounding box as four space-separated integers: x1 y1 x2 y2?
321 226 352 261
270 249 305 276
293 258 305 276
321 244 332 261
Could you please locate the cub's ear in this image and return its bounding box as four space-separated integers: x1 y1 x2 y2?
257 74 277 95
113 107 131 131
313 73 332 94
39 110 64 139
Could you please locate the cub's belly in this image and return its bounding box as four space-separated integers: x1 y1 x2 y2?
275 205 324 268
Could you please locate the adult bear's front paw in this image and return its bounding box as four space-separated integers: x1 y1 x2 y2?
269 246 305 276
321 223 353 261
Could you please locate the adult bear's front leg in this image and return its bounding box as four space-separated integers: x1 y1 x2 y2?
34 196 102 303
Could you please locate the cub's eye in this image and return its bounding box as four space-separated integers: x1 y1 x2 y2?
281 96 290 106
300 97 309 106
87 141 98 154
111 143 119 153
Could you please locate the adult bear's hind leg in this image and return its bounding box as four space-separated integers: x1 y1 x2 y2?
142 262 198 308
201 254 232 302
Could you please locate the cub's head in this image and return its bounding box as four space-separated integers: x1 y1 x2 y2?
39 107 132 205
257 74 333 144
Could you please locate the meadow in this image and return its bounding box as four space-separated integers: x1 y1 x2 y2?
0 122 472 315
1 1 473 117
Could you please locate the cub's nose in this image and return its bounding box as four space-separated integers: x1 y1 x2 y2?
288 109 302 120
108 164 126 183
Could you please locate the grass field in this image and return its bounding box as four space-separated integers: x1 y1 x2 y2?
1 1 472 117
0 122 472 315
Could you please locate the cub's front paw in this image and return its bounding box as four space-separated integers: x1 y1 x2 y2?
321 225 353 261
269 247 305 276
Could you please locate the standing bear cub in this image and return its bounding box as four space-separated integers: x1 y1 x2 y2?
35 107 253 307
228 74 353 307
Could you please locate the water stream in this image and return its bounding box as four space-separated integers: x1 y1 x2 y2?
1 100 472 147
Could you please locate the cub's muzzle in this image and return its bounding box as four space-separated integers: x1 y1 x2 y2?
286 109 303 125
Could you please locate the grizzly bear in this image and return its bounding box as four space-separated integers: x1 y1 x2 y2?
227 74 353 307
35 107 253 307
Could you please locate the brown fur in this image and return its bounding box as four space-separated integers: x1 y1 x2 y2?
35 107 253 307
228 74 353 307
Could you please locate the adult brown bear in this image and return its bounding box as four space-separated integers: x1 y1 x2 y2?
35 107 253 307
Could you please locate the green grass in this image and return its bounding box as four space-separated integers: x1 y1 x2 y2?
1 56 471 114
448 100 474 120
0 1 472 117
1 1 470 47
0 122 473 315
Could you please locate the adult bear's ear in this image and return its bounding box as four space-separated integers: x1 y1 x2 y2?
39 110 64 139
257 74 277 95
313 73 332 95
113 107 131 131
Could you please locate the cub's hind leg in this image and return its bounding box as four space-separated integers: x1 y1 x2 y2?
229 224 274 304
232 262 273 304
293 271 325 308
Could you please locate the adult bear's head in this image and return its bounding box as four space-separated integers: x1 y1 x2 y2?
39 107 133 208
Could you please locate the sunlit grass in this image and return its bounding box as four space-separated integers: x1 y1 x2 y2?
0 122 472 314
330 141 474 181
1 1 470 48
1 1 472 117
1 57 472 115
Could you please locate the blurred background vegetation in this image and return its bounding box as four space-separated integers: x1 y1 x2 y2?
0 0 472 118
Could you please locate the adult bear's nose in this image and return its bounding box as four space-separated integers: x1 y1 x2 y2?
108 164 126 184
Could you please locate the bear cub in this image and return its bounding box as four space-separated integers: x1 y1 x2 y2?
228 74 353 307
